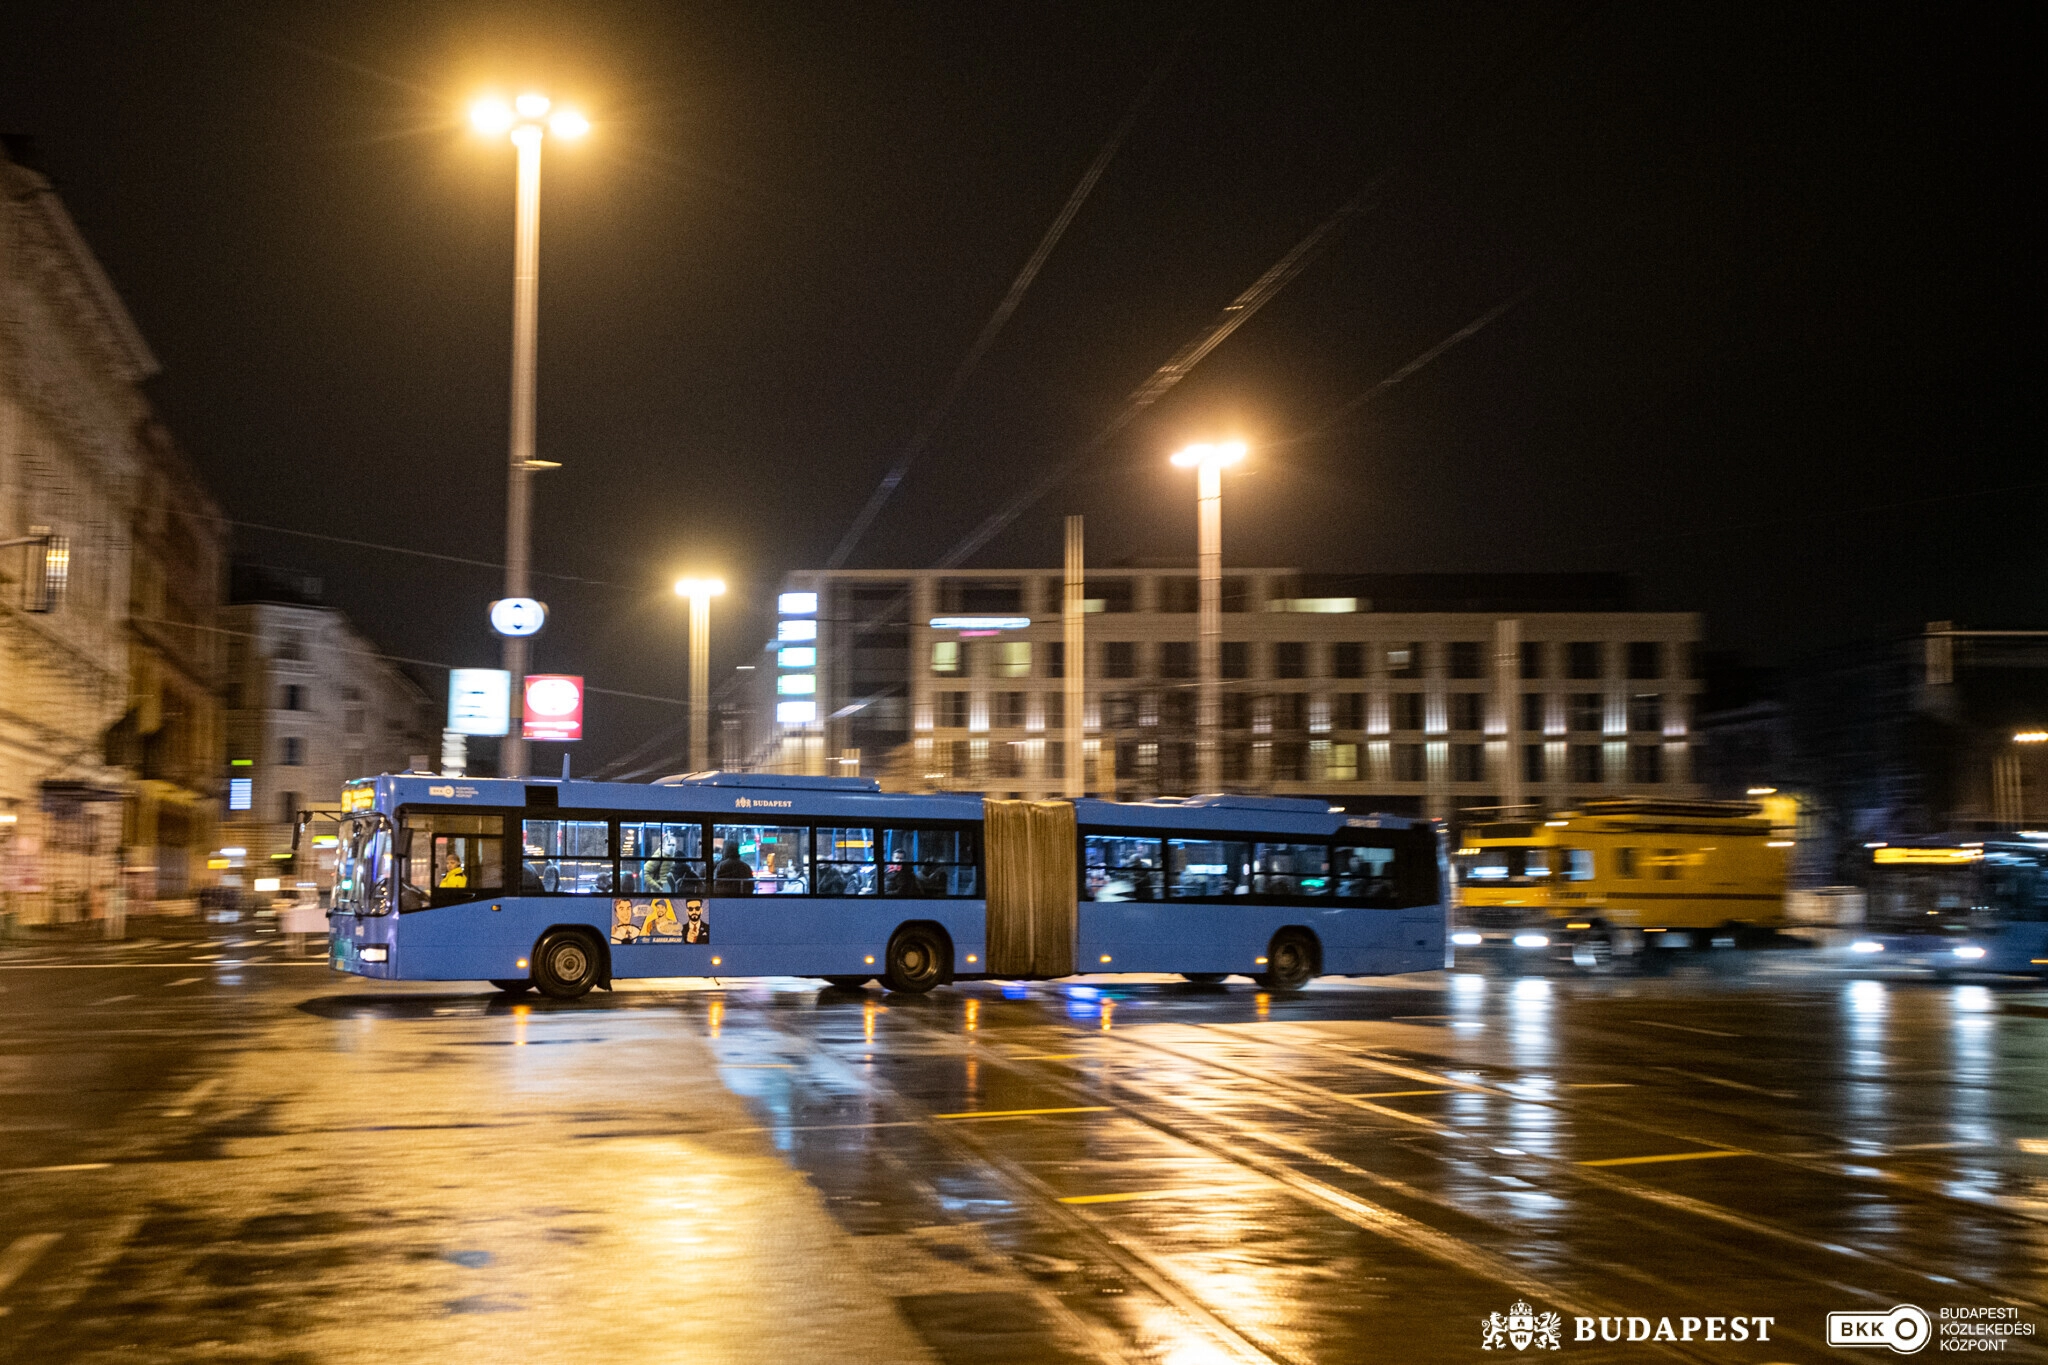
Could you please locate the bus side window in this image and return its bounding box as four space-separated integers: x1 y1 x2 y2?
1083 835 1163 901
1615 847 1638 879
882 827 980 897
402 812 505 908
1565 848 1595 881
524 819 612 894
1167 838 1250 900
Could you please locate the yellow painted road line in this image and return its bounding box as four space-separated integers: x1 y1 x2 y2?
1345 1089 1450 1098
933 1106 1112 1120
0 1163 111 1176
1008 1053 1085 1061
1580 1149 1750 1168
1059 1186 1266 1205
0 1233 61 1294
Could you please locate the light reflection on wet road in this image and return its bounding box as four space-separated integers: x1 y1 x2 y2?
3 931 2046 1363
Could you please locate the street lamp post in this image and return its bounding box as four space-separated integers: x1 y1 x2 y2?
472 93 587 777
1170 442 1247 792
675 578 727 771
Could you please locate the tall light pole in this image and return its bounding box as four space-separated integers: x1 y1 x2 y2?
1170 441 1247 792
472 93 588 777
675 578 727 771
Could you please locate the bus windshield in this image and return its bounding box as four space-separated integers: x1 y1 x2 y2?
334 815 394 915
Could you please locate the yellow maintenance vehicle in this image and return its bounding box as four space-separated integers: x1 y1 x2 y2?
1452 798 1792 961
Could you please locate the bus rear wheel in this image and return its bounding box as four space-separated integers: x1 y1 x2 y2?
882 925 947 994
533 930 601 1000
489 979 534 995
1255 930 1317 991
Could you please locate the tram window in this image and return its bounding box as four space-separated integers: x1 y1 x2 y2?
401 812 504 908
1255 842 1329 896
1168 839 1250 899
1564 849 1595 881
816 827 878 895
713 825 809 895
1615 847 1639 878
522 819 611 895
1083 835 1163 901
881 827 980 897
619 820 706 894
1336 831 1437 907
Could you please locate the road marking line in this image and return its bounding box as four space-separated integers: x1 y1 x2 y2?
87 994 135 1007
1060 1186 1267 1205
0 1233 60 1294
1565 1082 1634 1089
1629 1018 1740 1038
1008 1053 1084 1061
934 1106 1112 1121
1657 1066 1795 1097
0 1163 109 1176
164 977 202 988
1344 1089 1449 1098
1579 1149 1751 1168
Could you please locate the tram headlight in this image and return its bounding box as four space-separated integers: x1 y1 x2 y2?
1850 940 1884 954
1952 945 1986 960
1451 932 1483 947
1512 933 1549 949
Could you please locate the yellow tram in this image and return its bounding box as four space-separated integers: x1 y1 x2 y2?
1453 798 1791 954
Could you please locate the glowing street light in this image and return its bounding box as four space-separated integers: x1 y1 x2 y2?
471 92 588 776
675 578 728 771
1170 441 1248 792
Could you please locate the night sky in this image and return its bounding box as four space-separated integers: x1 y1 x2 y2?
4 2 2033 769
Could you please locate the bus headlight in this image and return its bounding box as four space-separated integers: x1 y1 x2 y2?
1451 932 1483 946
1512 933 1549 949
1952 945 1986 960
1850 940 1884 954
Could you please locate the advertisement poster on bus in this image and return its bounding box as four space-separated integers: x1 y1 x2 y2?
523 674 584 741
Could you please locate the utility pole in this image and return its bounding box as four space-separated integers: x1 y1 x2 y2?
1064 516 1085 798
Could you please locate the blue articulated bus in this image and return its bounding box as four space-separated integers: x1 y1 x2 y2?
1857 837 2048 977
324 771 1448 999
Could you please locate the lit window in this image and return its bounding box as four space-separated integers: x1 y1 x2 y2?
776 700 817 724
778 647 816 669
228 778 252 811
931 641 960 675
777 673 816 695
778 592 818 615
778 619 817 642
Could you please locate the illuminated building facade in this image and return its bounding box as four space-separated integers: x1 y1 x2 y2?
749 569 1703 823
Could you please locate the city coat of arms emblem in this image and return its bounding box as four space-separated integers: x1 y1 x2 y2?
1482 1300 1563 1351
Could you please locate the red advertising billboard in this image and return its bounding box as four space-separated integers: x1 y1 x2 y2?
522 674 584 742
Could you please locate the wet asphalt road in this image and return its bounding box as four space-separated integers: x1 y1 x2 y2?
2 926 2046 1364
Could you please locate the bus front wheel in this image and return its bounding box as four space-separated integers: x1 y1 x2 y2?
533 930 601 1000
882 925 947 994
1255 930 1318 991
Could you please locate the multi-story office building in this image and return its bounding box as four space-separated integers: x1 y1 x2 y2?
747 569 1702 824
218 569 435 883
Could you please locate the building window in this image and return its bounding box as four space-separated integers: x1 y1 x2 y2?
1393 743 1425 782
1520 641 1546 678
1629 693 1662 733
932 641 960 675
1392 692 1424 732
1521 693 1545 733
1327 742 1359 780
344 707 365 735
1452 743 1484 783
1043 692 1064 730
1523 744 1545 783
1045 641 1064 679
1161 690 1194 727
1333 692 1365 731
1221 642 1250 679
1102 693 1138 728
1332 642 1364 678
1569 694 1603 732
1270 693 1305 731
1450 642 1483 679
1084 579 1134 613
275 630 307 662
1450 692 1483 732
1568 642 1603 679
1568 744 1602 783
1222 742 1249 782
278 790 300 825
1221 693 1251 729
1627 642 1663 680
281 684 305 711
1387 643 1421 678
1275 642 1307 678
1158 577 1198 613
1271 742 1305 781
1629 744 1663 784
1103 641 1137 679
228 777 253 810
938 692 968 728
995 642 1031 678
280 736 304 766
1159 641 1194 678
995 692 1026 728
